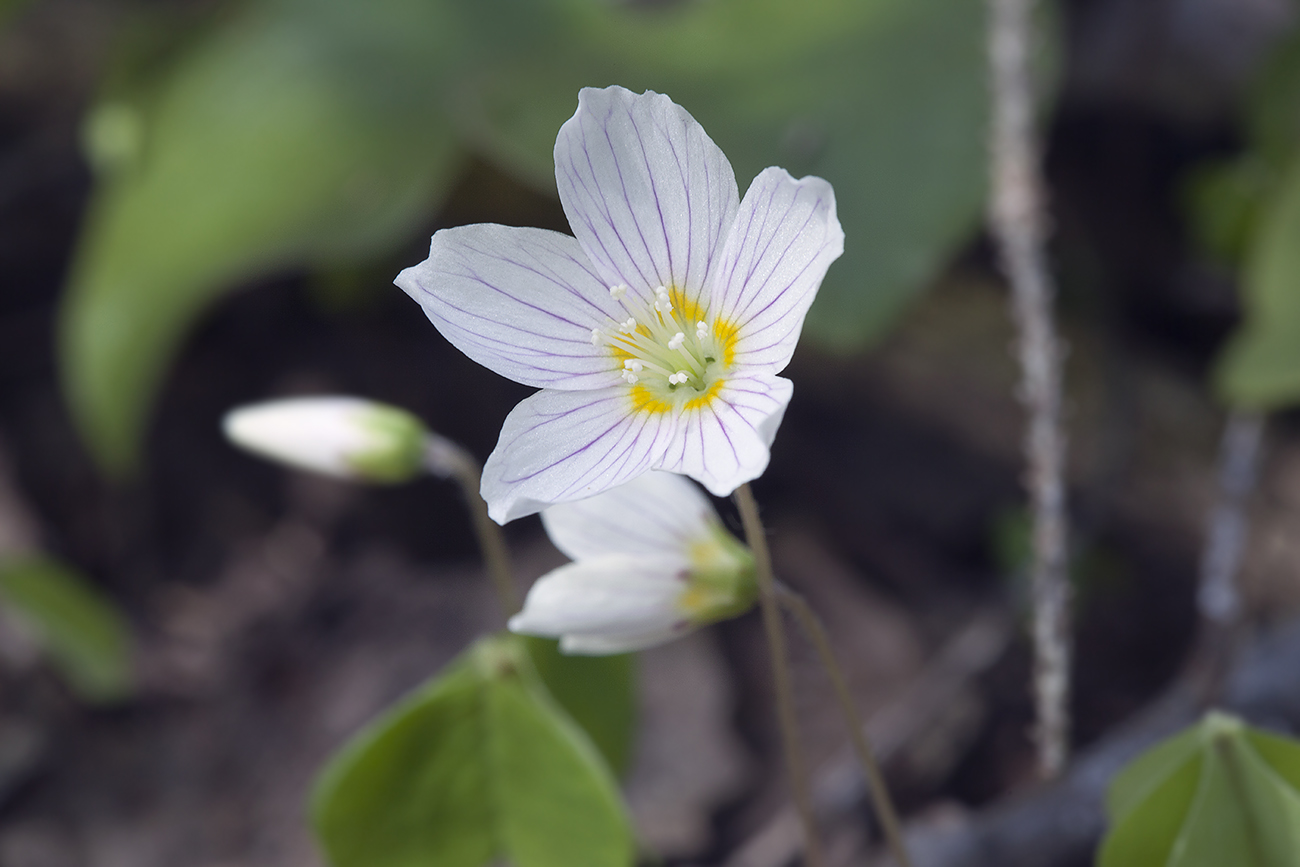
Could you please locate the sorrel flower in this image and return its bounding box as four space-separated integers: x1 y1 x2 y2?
397 86 843 522
508 472 755 654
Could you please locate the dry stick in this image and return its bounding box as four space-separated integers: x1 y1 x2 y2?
734 483 825 867
987 0 1072 778
423 438 519 617
775 583 914 867
1193 411 1265 700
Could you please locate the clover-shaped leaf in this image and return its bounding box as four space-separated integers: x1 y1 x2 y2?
1099 711 1300 867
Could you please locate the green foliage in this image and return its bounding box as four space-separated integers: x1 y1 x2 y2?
0 555 133 703
61 0 461 473
1214 154 1300 408
61 0 1000 475
1205 24 1300 409
312 634 634 867
524 636 636 776
1098 711 1300 867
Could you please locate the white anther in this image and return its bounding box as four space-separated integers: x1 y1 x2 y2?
622 370 639 385
609 284 628 300
590 328 602 345
696 321 709 338
623 360 643 372
619 317 638 334
667 373 681 385
676 370 690 383
668 332 686 350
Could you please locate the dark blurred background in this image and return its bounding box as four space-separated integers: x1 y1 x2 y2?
3 0 1300 865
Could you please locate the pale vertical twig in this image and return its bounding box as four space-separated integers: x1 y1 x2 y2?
734 484 825 867
1194 411 1264 699
986 0 1072 778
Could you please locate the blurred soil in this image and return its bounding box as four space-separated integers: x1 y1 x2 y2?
3 1 1300 866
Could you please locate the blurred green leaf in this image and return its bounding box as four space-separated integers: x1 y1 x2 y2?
524 636 636 776
455 0 993 349
1214 153 1300 409
312 634 633 867
0 555 133 703
1098 711 1300 867
61 0 461 474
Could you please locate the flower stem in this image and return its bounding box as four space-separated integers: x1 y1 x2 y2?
775 583 914 867
733 483 824 867
424 439 519 618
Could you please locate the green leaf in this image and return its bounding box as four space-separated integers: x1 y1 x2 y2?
1214 153 1300 409
1098 711 1300 867
524 636 637 776
451 0 996 349
60 0 461 474
0 555 133 703
312 634 633 867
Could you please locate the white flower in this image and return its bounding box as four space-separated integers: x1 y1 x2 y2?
397 86 843 523
222 396 429 483
508 472 756 655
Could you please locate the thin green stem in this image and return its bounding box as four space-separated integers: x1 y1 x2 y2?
424 440 519 618
776 584 914 867
733 483 824 867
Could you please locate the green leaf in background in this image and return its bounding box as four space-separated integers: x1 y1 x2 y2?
1214 152 1300 409
0 555 133 703
60 0 461 474
312 633 634 867
1098 711 1300 867
524 636 636 776
454 0 993 350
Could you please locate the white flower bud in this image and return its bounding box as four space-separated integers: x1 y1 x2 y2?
222 397 431 484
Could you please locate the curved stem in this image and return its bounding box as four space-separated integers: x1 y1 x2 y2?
424 439 519 618
733 483 824 867
776 583 914 867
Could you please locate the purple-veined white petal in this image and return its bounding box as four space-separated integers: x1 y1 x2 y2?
554 86 739 307
560 627 691 655
396 224 624 390
658 374 794 496
542 471 719 561
711 168 843 374
508 554 689 642
481 387 679 523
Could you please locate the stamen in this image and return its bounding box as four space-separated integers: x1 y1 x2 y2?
622 370 639 384
609 284 628 300
653 286 673 314
696 321 709 339
623 360 643 373
668 332 686 350
619 317 638 334
591 328 602 345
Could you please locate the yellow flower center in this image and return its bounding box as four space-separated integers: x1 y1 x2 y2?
591 284 738 413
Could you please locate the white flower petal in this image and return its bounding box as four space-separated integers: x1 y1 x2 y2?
712 168 844 374
222 396 424 482
481 387 679 523
395 224 623 390
658 375 794 496
541 471 718 561
554 86 739 306
508 554 688 639
560 627 689 655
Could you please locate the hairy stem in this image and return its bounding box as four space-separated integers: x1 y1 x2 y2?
734 483 824 867
424 439 519 618
775 583 913 867
987 0 1072 778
